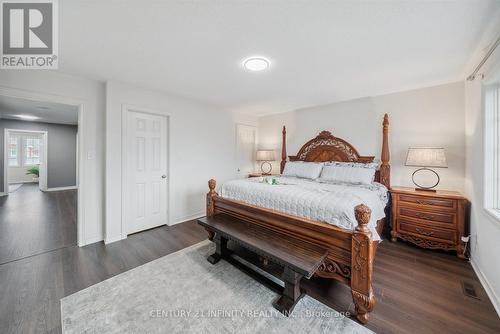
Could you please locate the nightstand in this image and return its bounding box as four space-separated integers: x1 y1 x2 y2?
390 186 470 259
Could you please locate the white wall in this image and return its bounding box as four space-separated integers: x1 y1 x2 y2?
9 166 36 183
0 71 105 245
464 51 500 315
105 81 258 243
258 82 466 192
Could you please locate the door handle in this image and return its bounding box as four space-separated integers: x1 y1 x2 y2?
161 175 167 179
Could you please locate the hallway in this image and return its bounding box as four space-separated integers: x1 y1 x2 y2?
0 184 77 265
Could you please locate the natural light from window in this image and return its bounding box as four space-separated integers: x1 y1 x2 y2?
7 133 42 168
484 82 500 218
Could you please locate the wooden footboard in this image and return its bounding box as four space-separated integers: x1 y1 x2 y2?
206 179 376 324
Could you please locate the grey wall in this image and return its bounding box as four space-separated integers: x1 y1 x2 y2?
0 119 78 192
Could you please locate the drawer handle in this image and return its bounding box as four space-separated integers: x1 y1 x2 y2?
415 213 434 220
415 228 434 236
416 200 431 205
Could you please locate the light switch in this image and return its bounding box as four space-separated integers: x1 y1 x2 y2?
87 150 95 160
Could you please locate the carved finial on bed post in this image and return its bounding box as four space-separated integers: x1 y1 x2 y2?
207 179 218 217
351 203 375 324
280 126 287 174
354 204 371 234
205 179 218 240
380 113 390 189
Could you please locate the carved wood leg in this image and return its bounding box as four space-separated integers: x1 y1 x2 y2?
272 267 304 316
352 204 376 324
390 230 398 242
456 244 466 260
207 234 228 264
204 227 215 241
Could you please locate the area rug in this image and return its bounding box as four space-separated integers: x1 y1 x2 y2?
61 240 372 334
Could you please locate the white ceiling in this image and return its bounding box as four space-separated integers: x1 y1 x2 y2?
60 0 500 115
0 96 78 125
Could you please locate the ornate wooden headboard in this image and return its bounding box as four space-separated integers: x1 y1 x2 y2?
280 113 391 188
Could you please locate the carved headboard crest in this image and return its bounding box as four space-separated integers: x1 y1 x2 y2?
280 114 391 188
290 130 374 163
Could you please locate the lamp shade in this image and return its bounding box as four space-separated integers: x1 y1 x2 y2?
256 150 275 161
405 147 447 168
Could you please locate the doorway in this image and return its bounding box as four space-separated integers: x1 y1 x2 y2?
0 95 80 264
4 129 48 193
122 107 169 235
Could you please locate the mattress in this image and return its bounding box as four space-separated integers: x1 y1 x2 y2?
220 176 389 241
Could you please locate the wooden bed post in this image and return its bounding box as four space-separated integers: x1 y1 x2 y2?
205 179 218 240
280 126 287 174
351 204 376 324
380 113 390 188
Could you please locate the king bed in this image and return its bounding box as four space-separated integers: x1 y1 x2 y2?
204 114 390 324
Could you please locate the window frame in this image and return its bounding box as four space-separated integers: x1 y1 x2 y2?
483 82 500 222
22 135 42 167
6 131 43 169
7 134 21 167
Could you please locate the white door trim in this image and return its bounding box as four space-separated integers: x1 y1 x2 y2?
0 86 86 246
4 129 48 191
120 104 171 240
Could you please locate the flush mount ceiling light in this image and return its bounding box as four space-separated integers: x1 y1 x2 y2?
243 57 270 72
15 114 39 120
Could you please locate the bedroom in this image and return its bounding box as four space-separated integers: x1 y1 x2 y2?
0 1 499 333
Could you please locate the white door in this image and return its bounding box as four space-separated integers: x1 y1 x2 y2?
236 124 256 178
125 111 168 234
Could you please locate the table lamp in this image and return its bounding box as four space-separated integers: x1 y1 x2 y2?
256 150 275 175
405 147 447 191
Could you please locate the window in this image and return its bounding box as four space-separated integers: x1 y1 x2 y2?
484 83 500 216
23 135 41 166
8 135 20 167
7 132 43 168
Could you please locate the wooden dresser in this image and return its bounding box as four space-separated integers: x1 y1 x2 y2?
390 186 470 259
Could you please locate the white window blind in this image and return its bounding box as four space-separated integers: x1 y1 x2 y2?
7 132 43 168
484 83 500 214
23 134 41 166
8 134 20 167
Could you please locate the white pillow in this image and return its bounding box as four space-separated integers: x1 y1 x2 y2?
324 161 379 169
319 164 376 185
282 161 323 179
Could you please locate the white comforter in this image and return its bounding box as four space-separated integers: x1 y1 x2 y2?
220 176 388 240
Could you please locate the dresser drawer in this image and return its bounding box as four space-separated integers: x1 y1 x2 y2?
399 207 455 225
398 194 456 210
398 220 455 243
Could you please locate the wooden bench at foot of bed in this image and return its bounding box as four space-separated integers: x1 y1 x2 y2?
198 214 329 315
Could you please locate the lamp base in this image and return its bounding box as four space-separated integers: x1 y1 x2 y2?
414 187 437 193
260 161 272 175
412 168 440 192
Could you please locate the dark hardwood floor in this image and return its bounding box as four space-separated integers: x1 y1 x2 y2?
0 184 77 265
0 202 499 333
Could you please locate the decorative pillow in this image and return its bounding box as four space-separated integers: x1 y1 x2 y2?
318 163 376 185
282 161 323 179
324 161 379 169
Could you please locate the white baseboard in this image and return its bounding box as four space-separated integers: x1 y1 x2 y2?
9 180 37 184
170 211 205 226
471 258 500 317
45 186 78 192
104 234 126 245
103 212 204 244
84 235 104 246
